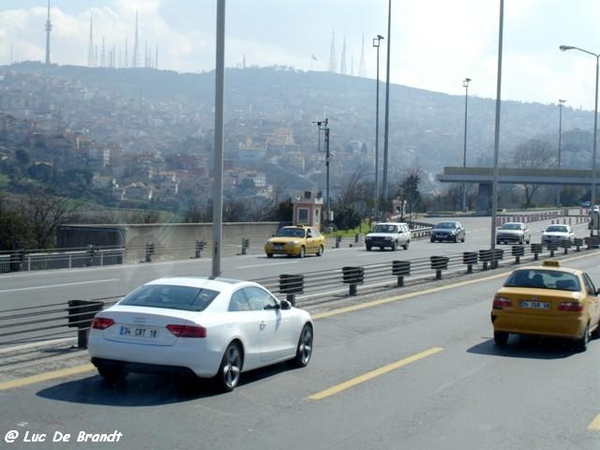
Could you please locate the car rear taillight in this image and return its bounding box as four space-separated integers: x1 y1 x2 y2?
493 296 512 309
166 324 207 338
91 317 115 330
558 302 584 312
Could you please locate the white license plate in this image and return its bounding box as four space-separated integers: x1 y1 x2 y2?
119 325 159 338
519 300 550 310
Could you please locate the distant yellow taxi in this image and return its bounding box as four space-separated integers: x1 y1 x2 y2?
264 225 326 258
491 260 600 351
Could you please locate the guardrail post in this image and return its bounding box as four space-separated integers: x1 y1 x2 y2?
547 241 558 257
241 238 250 255
430 256 449 280
478 249 492 270
462 252 478 273
559 239 572 255
145 242 154 262
392 260 411 287
342 266 364 296
492 249 503 269
67 300 104 348
279 274 304 306
511 245 524 264
195 240 206 258
530 243 542 261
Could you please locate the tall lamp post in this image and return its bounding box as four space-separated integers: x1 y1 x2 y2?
461 77 471 212
381 0 391 222
313 119 331 229
556 99 566 207
560 45 599 214
373 34 384 222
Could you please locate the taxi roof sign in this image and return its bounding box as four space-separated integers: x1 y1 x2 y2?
543 260 561 267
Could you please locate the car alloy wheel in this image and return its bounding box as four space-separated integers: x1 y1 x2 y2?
216 342 243 392
289 324 313 368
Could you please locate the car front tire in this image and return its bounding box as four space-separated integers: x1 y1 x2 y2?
289 323 313 368
316 245 324 256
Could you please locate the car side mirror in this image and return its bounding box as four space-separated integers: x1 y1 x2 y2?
279 299 292 310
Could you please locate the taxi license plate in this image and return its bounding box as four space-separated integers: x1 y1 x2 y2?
119 325 158 338
519 300 550 310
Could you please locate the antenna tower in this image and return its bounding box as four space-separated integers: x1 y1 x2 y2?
132 11 139 68
340 36 347 75
329 31 336 73
44 0 52 65
358 32 366 77
87 15 95 67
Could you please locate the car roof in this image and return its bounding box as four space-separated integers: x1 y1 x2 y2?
144 276 257 292
510 264 582 276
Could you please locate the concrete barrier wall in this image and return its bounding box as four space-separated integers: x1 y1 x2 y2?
122 222 282 263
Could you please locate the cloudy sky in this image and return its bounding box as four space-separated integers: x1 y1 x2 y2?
1 0 600 111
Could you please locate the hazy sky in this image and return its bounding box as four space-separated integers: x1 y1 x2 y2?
2 1 600 111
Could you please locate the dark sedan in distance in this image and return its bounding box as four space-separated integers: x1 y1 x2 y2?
430 221 466 243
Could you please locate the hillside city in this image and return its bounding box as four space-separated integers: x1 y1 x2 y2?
0 62 598 224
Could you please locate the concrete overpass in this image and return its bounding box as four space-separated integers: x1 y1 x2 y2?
437 166 595 212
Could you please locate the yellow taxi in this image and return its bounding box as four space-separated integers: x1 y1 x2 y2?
264 225 326 258
491 260 600 351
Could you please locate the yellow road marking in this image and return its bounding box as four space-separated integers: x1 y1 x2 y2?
308 347 443 400
312 251 598 320
312 272 507 319
0 364 95 391
1 251 596 392
588 413 600 430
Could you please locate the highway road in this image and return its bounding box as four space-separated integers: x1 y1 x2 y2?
0 215 590 311
0 247 598 450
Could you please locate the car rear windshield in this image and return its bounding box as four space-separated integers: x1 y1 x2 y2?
503 270 580 291
120 285 219 311
545 225 568 233
501 223 521 230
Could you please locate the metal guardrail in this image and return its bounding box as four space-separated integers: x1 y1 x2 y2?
2 238 597 350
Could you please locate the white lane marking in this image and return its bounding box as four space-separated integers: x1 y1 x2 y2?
237 261 300 269
0 279 119 293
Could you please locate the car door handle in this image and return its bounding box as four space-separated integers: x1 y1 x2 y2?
259 321 267 330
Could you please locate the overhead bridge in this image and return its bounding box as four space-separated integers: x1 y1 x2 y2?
437 167 595 213
437 166 595 186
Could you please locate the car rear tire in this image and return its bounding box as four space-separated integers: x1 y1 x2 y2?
266 253 273 258
98 365 127 383
575 323 590 352
366 245 372 251
494 331 509 346
316 245 324 257
403 240 409 250
288 323 313 368
215 342 243 392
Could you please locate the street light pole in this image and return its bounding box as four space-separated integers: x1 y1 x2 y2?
461 77 471 212
313 119 331 229
373 35 384 223
381 0 391 222
560 45 599 216
556 99 566 206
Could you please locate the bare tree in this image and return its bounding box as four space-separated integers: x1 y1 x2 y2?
25 189 81 249
512 138 555 208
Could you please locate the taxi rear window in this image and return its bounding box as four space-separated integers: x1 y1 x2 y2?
504 269 580 291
